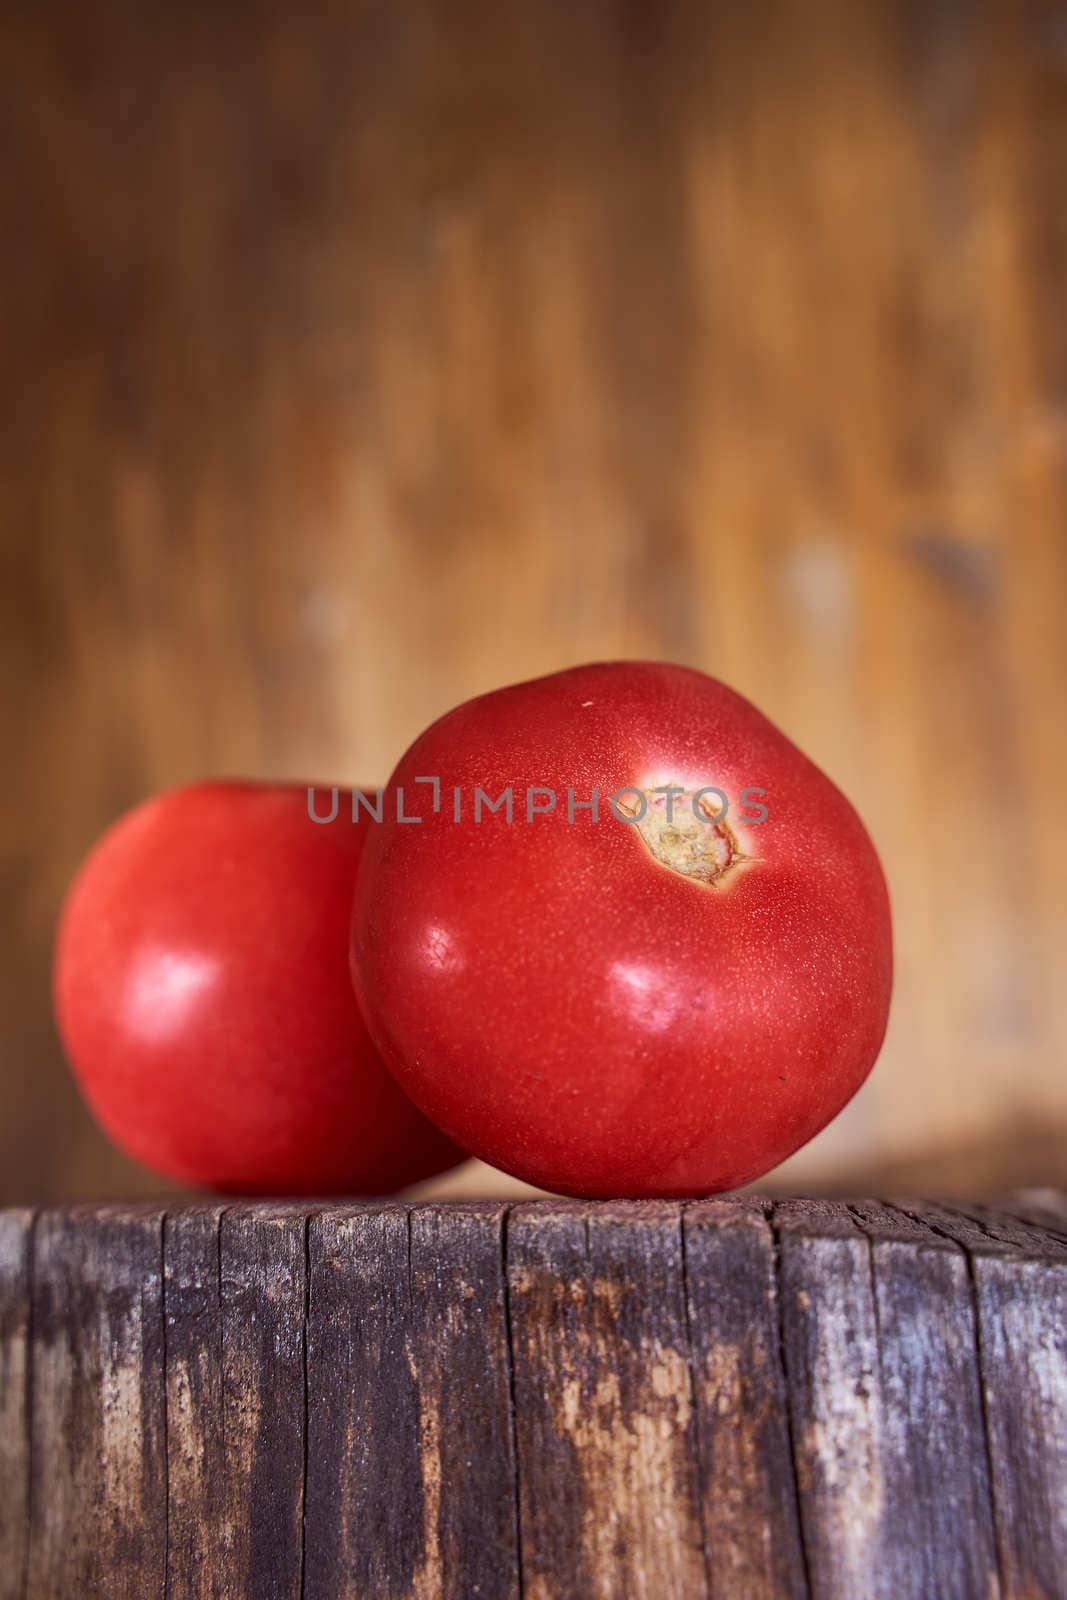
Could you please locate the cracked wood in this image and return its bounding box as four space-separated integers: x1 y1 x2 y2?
2 1197 1065 1599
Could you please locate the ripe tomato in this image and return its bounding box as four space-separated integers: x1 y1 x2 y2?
351 662 892 1197
54 781 462 1193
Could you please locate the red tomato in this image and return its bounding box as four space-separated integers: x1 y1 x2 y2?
54 781 462 1193
350 662 892 1197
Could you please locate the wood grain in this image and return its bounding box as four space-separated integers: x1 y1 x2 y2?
2 0 1067 1206
163 1205 229 1600
844 1199 1000 1599
406 1203 520 1600
25 1206 167 1599
773 1199 886 1596
3 1197 1067 1596
682 1199 806 1600
0 1211 32 1600
304 1202 520 1600
904 1200 1067 1599
507 1201 706 1600
218 1206 308 1600
305 1206 421 1599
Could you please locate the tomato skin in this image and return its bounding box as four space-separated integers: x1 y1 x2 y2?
351 662 893 1198
54 781 462 1194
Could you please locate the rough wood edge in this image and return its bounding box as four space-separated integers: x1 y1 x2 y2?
5 1196 1066 1599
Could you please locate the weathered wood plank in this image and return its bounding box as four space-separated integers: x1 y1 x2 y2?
2 1197 1067 1597
507 1200 706 1600
25 1205 167 1599
848 1200 1000 1600
163 1205 229 1600
778 1197 1002 1599
407 1203 520 1600
304 1201 521 1600
682 1198 807 1600
1003 1188 1067 1243
954 1201 1067 1263
902 1200 1067 1599
0 1210 32 1600
304 1205 423 1599
773 1199 885 1599
218 1205 308 1600
971 1253 1067 1600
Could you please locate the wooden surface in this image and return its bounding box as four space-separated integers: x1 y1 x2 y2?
1 1195 1066 1598
3 0 1067 1204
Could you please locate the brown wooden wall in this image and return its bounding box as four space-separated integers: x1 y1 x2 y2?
1 0 1065 1203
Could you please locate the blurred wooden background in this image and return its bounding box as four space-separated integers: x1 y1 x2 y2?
1 0 1065 1203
